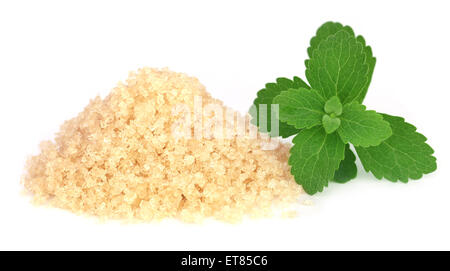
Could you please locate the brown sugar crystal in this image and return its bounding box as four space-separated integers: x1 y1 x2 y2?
22 68 302 222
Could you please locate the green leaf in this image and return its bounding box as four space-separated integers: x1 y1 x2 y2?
333 144 358 183
324 96 343 116
322 114 341 134
337 102 392 147
250 77 310 137
273 87 325 129
305 21 376 104
355 114 437 183
306 21 354 69
289 126 345 195
306 30 370 104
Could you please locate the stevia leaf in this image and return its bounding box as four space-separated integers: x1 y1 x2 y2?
333 144 358 183
289 126 345 195
355 114 437 183
337 102 392 147
322 114 341 134
324 96 343 116
250 77 310 137
306 30 370 104
305 21 355 69
306 22 376 104
273 87 325 129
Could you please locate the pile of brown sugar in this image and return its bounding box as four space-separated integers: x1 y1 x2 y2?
22 68 302 222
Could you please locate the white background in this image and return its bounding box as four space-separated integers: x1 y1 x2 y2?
0 0 449 251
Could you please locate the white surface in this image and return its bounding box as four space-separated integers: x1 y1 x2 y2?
0 0 449 251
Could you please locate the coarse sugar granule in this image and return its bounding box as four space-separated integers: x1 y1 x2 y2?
22 68 303 222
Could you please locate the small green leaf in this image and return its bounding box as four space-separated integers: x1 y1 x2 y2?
333 144 358 183
250 77 310 137
289 126 345 195
355 114 437 182
273 87 325 129
337 102 392 147
322 114 341 134
324 96 343 116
